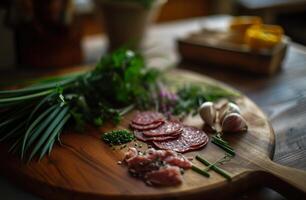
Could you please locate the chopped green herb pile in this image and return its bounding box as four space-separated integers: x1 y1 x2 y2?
102 130 134 146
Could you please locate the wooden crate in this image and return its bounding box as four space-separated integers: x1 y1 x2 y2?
177 29 289 75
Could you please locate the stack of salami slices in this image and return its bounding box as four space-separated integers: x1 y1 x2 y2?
130 111 209 153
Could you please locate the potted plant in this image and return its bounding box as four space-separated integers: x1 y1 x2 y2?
95 0 167 51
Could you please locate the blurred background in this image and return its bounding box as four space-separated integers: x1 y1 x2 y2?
0 0 306 69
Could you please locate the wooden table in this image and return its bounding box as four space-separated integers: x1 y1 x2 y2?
0 15 305 200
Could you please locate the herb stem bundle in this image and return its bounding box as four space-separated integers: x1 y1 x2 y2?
195 155 232 181
203 153 233 172
191 165 210 178
211 135 235 156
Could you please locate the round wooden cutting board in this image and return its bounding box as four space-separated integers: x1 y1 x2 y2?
0 69 305 200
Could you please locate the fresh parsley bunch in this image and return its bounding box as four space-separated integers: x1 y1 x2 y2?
0 49 158 161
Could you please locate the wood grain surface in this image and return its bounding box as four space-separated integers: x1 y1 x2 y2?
0 69 305 200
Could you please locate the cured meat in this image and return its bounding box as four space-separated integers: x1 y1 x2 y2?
132 111 165 126
124 147 138 161
134 130 181 142
124 148 192 170
164 154 193 169
145 166 182 186
130 121 164 131
143 121 182 137
153 126 209 153
123 148 192 186
130 111 208 153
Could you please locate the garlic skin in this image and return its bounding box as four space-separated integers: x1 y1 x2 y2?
222 113 248 133
199 102 216 127
219 102 241 122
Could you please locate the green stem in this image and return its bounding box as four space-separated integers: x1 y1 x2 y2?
0 75 80 96
0 121 26 142
204 158 222 172
28 106 69 161
119 104 135 115
38 113 71 160
203 154 233 172
21 104 58 158
212 135 230 146
0 90 53 103
196 155 232 181
191 165 210 178
212 140 236 156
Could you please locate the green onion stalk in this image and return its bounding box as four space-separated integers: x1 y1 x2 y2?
0 49 158 161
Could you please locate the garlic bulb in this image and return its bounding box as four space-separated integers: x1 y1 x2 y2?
222 113 248 133
219 102 241 122
199 102 216 127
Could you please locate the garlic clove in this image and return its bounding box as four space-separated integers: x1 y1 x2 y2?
214 99 229 110
199 101 216 127
222 113 248 133
219 102 241 122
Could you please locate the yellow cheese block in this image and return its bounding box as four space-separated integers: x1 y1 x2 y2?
229 16 262 33
245 25 284 50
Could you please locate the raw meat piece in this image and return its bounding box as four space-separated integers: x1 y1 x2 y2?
145 166 182 186
164 154 193 169
124 147 138 161
145 149 191 169
123 148 192 186
124 148 192 170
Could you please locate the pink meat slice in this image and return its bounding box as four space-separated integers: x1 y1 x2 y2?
132 111 165 125
164 154 192 169
145 149 192 169
134 130 181 142
143 121 182 137
130 121 164 131
145 166 183 186
124 147 138 161
153 126 209 153
123 148 192 184
124 148 191 168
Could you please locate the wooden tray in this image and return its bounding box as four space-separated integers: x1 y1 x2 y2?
0 69 305 199
177 30 289 75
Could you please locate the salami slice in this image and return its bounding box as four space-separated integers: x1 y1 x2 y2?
153 126 209 153
143 121 182 137
185 139 209 152
132 111 165 126
130 121 164 131
134 130 181 142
